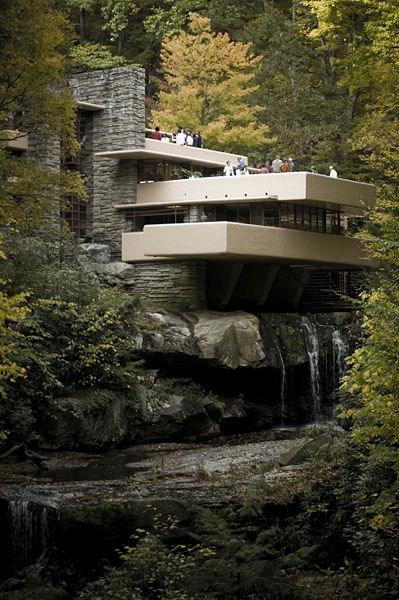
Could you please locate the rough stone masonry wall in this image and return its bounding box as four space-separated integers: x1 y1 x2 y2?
26 135 61 230
70 67 207 310
69 67 146 258
132 261 207 310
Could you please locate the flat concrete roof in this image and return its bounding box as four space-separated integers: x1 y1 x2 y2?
95 138 246 168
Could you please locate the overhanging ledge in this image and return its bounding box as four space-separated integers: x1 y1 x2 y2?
77 101 105 111
95 138 244 168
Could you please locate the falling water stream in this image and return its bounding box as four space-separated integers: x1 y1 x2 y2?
3 487 57 573
274 340 287 425
301 316 322 422
332 329 348 378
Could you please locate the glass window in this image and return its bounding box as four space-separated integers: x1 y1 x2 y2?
61 196 86 237
215 205 227 221
237 205 250 223
226 206 238 222
264 204 279 227
280 204 296 229
250 204 263 225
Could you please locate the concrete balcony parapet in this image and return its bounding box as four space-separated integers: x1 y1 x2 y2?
122 221 372 267
1 130 28 151
134 172 376 214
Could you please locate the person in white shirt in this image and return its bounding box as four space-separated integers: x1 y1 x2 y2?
272 154 283 173
186 131 194 146
223 161 235 176
176 129 186 145
236 165 250 175
329 165 338 178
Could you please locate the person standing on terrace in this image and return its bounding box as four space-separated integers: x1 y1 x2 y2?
260 160 273 173
186 130 194 146
223 160 235 176
151 126 162 140
272 154 282 172
176 129 186 145
288 157 295 171
280 158 291 172
329 165 338 178
195 131 204 148
236 156 245 173
236 165 250 175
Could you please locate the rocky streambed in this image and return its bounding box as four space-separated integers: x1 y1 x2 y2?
0 429 310 597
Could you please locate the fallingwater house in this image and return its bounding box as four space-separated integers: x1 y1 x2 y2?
5 66 376 312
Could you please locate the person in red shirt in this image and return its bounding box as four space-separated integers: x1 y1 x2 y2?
151 126 162 140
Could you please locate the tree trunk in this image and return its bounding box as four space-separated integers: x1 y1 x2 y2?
79 8 86 42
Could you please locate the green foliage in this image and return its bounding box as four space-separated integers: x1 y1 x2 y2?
0 0 78 156
79 510 215 600
0 260 142 447
0 0 86 248
170 165 203 180
0 150 86 235
248 3 347 163
144 0 209 39
0 281 30 401
68 42 127 70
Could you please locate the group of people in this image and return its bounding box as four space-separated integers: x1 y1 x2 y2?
151 131 340 178
261 155 295 173
151 126 204 148
259 155 338 177
223 157 250 176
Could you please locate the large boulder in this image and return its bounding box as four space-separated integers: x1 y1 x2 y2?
136 373 246 442
39 394 131 450
193 311 265 368
78 243 111 264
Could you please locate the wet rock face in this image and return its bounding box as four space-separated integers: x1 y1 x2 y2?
193 311 265 368
136 309 351 370
0 565 69 600
135 372 246 442
39 396 131 451
37 310 354 450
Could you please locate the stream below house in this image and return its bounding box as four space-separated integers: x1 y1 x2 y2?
0 311 354 598
0 428 303 586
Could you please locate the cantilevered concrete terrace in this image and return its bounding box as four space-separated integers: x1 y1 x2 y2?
125 171 375 215
96 138 245 169
121 221 369 267
120 172 375 265
96 136 376 310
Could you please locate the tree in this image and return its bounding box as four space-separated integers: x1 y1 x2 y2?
149 12 271 158
0 0 86 440
304 0 399 451
0 0 78 153
247 2 346 165
0 0 86 233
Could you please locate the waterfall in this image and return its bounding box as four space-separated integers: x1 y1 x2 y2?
4 487 56 573
302 316 322 422
274 340 287 425
332 329 348 378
